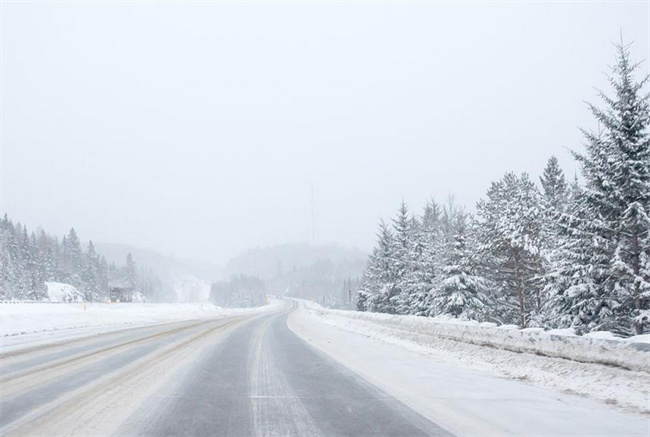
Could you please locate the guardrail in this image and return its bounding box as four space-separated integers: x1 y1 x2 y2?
0 300 71 304
0 300 135 304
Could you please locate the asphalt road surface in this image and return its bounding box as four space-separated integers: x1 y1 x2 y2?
0 301 452 436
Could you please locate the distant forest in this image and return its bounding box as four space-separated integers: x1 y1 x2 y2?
210 274 267 308
224 243 366 308
0 217 171 302
357 44 650 336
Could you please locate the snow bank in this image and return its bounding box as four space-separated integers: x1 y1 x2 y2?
310 307 650 372
46 282 85 302
0 299 282 338
289 303 650 433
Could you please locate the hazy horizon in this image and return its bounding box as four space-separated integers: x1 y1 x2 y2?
2 1 649 265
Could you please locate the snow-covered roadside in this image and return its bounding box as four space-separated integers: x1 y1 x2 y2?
0 299 283 352
311 306 649 372
288 301 649 437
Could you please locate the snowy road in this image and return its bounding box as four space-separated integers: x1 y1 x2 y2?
0 302 448 436
1 300 647 436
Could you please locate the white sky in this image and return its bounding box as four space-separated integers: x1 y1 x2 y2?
1 1 649 264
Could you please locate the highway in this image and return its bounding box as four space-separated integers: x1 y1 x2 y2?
0 301 451 436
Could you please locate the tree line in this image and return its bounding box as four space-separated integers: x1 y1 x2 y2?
224 244 366 306
210 274 267 308
0 216 162 302
357 43 650 336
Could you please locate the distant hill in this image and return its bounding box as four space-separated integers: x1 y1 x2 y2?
225 243 367 279
224 243 367 307
95 243 220 279
94 242 220 302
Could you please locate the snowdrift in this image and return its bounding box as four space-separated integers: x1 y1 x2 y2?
316 308 650 372
46 282 85 302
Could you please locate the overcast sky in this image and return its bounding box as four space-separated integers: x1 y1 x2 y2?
1 1 649 264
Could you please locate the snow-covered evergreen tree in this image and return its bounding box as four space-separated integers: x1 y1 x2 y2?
391 202 417 315
0 215 159 302
42 245 57 282
540 156 568 211
539 157 569 258
0 216 18 299
353 40 648 337
26 231 47 300
432 214 487 319
359 220 398 313
476 172 545 327
124 252 138 291
62 228 83 286
355 250 374 311
16 226 33 299
537 157 570 325
405 201 441 316
82 241 102 301
551 43 650 334
545 179 616 332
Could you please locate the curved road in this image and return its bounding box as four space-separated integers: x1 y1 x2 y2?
0 302 452 436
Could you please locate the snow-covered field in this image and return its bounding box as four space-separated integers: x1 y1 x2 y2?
0 299 282 352
288 300 650 435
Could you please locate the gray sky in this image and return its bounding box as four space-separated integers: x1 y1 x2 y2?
1 1 648 264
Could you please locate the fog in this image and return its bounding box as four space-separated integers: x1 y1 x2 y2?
1 1 648 264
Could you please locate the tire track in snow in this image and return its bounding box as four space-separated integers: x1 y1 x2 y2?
0 317 245 436
249 316 323 437
0 318 216 392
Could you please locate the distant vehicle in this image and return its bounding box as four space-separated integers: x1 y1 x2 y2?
109 287 133 303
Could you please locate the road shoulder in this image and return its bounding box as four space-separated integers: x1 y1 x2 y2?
287 301 649 437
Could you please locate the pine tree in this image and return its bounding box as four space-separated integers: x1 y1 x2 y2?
537 157 570 325
406 200 443 316
391 202 416 314
540 156 568 211
554 42 650 335
97 256 110 298
124 252 138 291
42 245 57 282
476 172 545 327
0 215 161 302
357 251 375 311
0 217 17 299
546 183 616 332
433 215 487 319
62 228 83 286
82 241 101 302
361 221 397 313
16 226 33 299
38 230 55 282
539 158 569 258
27 232 46 300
